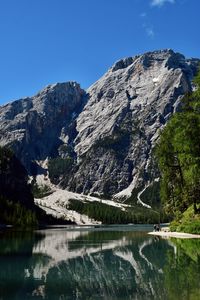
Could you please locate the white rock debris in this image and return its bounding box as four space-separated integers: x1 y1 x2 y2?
35 187 131 225
137 184 152 209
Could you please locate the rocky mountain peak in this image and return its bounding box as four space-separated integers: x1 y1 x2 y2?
112 57 135 72
0 81 86 172
75 49 198 158
36 81 83 99
0 49 199 200
72 50 199 196
111 49 181 73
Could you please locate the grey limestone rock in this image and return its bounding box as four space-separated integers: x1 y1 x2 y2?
71 49 199 197
0 82 86 173
0 49 199 200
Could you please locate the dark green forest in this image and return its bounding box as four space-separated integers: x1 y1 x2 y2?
156 70 200 233
0 147 71 226
0 147 38 226
68 199 165 224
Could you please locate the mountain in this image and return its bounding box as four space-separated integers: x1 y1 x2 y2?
0 49 199 207
72 50 199 198
0 82 86 173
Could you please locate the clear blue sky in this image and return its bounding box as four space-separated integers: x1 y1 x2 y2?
0 0 199 105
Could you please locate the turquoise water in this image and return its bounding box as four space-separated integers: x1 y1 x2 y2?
0 225 200 300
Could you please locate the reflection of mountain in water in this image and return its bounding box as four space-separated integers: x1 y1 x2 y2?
0 228 200 300
29 229 171 299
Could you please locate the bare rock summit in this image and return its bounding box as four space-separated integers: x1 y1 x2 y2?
0 49 199 201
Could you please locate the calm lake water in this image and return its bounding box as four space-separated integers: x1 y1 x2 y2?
0 225 200 300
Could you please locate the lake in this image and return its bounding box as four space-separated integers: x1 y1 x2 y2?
0 225 200 300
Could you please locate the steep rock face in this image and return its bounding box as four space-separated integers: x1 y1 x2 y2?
0 82 86 173
0 49 199 200
68 50 199 197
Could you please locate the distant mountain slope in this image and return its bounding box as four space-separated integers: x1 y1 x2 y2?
0 49 199 203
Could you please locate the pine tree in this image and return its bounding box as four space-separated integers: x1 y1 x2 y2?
156 68 200 216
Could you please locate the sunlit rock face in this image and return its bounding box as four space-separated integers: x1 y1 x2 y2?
0 50 199 199
69 50 199 197
0 82 86 173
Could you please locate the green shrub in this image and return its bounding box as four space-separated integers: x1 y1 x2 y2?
169 220 180 232
176 221 200 234
170 205 200 234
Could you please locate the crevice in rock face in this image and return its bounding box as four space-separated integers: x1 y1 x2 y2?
126 90 138 101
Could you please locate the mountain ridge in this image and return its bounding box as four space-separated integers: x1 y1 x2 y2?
0 49 199 204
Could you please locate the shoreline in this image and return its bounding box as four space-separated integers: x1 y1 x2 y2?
148 230 200 239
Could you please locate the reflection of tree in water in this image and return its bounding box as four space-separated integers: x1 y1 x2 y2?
0 230 44 300
164 239 200 300
0 229 200 300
